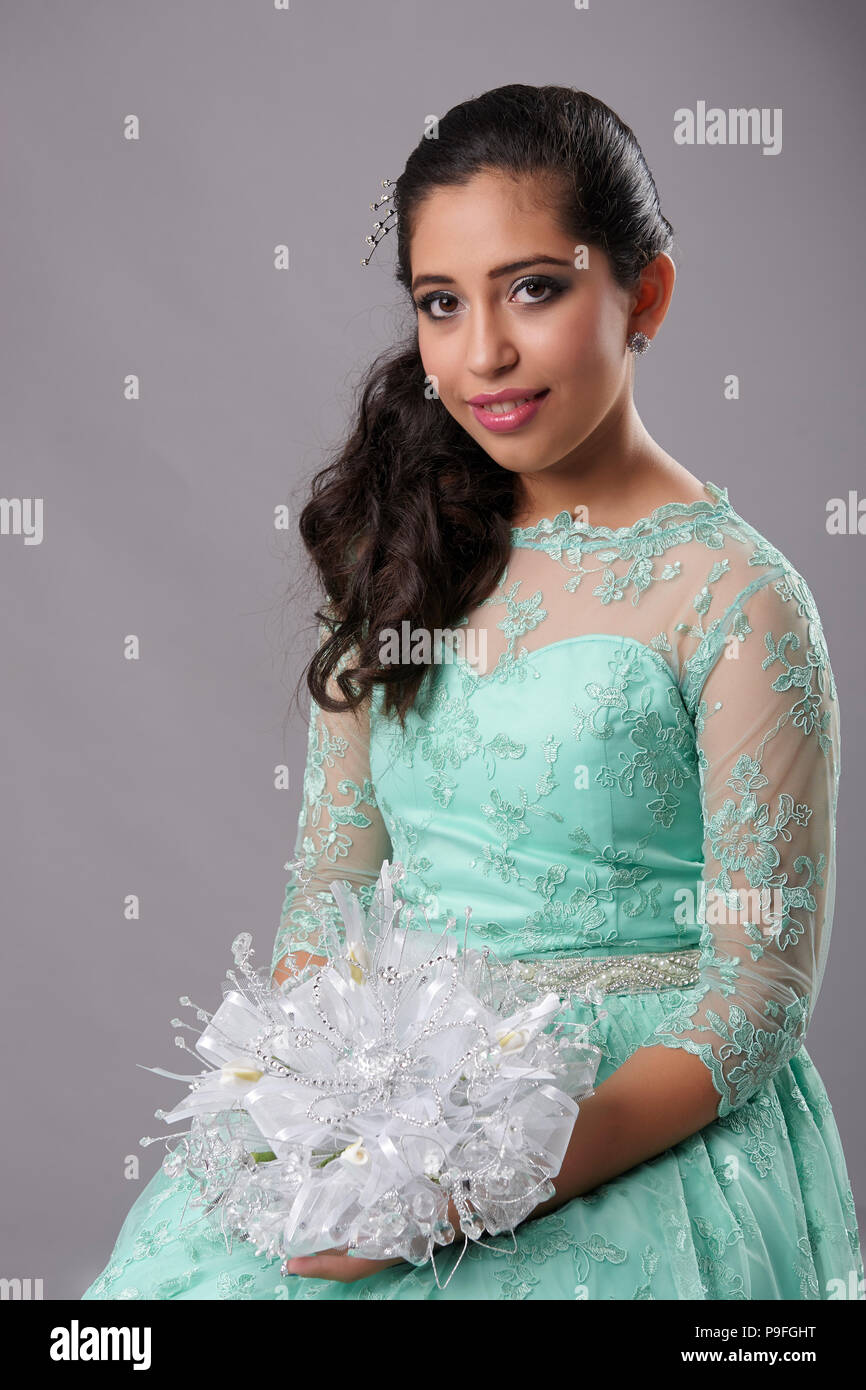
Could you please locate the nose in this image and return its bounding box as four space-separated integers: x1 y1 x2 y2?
463 299 518 379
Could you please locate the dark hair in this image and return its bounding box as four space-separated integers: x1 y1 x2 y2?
291 84 674 730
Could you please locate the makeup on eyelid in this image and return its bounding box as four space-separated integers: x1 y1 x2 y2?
414 274 568 319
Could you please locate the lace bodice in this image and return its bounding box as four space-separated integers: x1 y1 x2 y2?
271 479 839 1120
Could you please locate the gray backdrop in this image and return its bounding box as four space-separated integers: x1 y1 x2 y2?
1 0 863 1299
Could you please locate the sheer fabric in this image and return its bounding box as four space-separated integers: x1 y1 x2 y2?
83 478 860 1301
272 480 839 1120
273 614 394 964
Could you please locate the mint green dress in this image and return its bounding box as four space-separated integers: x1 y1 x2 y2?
82 480 862 1300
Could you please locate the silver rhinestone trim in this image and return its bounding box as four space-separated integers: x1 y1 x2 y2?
503 948 702 997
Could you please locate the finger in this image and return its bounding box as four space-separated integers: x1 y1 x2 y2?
286 1254 354 1282
286 1244 345 1269
286 1253 402 1283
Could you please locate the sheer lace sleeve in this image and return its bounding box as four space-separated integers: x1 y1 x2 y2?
269 617 393 979
650 564 839 1118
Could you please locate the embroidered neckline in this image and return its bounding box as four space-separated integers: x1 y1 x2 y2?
509 478 732 545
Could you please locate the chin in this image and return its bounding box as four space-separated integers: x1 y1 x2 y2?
484 446 562 475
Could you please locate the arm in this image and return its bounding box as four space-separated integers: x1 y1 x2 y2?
270 614 393 985
272 613 470 1267
529 566 839 1217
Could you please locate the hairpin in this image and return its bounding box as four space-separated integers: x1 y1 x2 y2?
361 178 397 266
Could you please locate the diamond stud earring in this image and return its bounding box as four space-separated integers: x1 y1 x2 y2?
627 331 651 355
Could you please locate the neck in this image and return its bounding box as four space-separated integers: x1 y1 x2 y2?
510 408 699 530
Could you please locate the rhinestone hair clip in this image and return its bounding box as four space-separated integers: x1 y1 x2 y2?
361 178 397 266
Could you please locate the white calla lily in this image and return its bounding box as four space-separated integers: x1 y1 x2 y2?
219 1059 264 1086
495 1026 531 1054
346 940 370 985
339 1136 370 1166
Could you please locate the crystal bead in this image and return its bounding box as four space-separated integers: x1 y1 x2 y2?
503 947 701 998
411 1190 437 1220
382 1210 407 1236
460 1139 489 1168
460 1211 485 1238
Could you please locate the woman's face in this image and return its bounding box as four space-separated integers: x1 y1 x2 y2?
408 169 667 484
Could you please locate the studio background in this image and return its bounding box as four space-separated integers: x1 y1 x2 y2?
1 0 862 1299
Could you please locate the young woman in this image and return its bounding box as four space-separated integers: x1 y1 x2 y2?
83 84 862 1301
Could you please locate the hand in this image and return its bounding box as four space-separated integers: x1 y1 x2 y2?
285 1197 463 1282
286 1246 407 1283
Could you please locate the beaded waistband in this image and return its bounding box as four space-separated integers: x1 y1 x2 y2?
503 948 702 997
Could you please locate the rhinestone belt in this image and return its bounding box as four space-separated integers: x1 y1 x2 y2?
503 948 702 997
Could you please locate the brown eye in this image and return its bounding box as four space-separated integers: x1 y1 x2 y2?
417 292 461 319
435 294 459 314
512 276 562 304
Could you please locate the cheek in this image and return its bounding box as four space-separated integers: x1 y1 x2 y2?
511 296 601 378
546 299 623 382
417 324 442 380
418 328 462 400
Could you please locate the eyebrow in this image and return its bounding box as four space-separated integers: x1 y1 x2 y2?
410 255 574 294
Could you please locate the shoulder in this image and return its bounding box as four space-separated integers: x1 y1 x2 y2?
755 521 826 635
679 504 835 713
698 500 827 629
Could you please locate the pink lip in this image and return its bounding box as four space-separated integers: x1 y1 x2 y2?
468 387 550 433
467 387 547 404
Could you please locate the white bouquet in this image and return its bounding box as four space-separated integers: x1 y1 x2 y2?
140 859 603 1285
